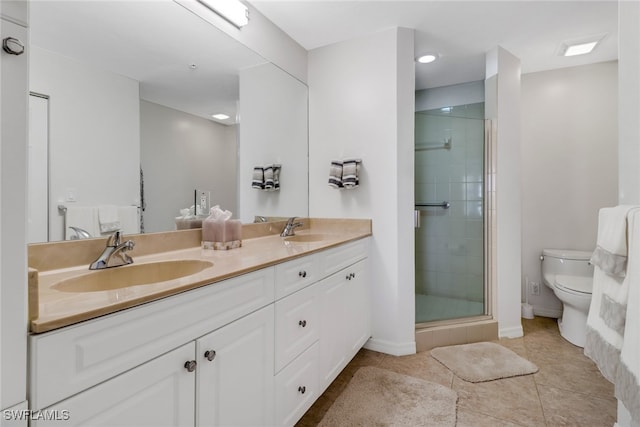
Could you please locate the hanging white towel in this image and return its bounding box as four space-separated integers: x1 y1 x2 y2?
615 209 640 425
585 206 640 383
328 161 343 188
64 206 99 240
590 205 638 277
118 206 140 235
98 205 121 234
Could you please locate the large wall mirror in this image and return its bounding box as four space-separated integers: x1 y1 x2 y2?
28 0 309 243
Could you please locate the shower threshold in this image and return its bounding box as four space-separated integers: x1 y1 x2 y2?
415 316 497 352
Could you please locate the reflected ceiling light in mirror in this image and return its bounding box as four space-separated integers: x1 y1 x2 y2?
197 0 249 28
212 113 230 120
416 53 438 64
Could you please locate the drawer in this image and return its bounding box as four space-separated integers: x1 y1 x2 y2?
275 282 320 373
30 268 275 409
275 253 320 299
319 238 369 277
275 342 319 427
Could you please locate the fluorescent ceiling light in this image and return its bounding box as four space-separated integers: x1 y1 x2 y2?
559 34 606 57
416 54 438 64
197 0 248 28
212 113 230 120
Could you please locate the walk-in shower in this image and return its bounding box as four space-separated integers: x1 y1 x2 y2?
415 102 485 325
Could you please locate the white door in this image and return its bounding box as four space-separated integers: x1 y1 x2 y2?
28 94 49 243
32 343 196 427
196 305 275 427
344 260 371 355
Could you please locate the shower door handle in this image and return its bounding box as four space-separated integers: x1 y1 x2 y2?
414 210 421 228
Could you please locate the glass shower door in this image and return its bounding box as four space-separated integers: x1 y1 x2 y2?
414 103 485 324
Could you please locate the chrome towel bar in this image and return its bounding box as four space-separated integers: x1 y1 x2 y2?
415 201 450 209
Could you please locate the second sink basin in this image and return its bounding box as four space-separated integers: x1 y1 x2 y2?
52 259 214 293
284 233 327 243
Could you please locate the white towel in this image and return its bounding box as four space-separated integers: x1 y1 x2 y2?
328 161 343 188
590 205 637 277
615 209 640 425
64 206 99 240
585 206 640 384
98 205 121 234
118 206 139 235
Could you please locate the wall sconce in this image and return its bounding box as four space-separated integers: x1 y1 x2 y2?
197 0 249 28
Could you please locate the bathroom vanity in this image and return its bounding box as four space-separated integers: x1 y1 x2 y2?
27 219 371 426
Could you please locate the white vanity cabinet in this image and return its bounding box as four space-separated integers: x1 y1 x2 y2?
196 305 275 427
31 343 196 427
28 237 370 427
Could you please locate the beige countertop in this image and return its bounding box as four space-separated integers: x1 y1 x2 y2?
30 218 371 334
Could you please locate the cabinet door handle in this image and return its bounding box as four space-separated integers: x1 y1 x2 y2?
184 360 197 372
298 320 307 327
298 386 306 394
298 271 307 278
204 350 217 362
346 274 351 280
351 273 356 279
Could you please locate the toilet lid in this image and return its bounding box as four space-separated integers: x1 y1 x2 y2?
555 275 593 294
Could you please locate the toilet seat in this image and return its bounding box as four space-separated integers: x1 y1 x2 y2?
554 275 592 295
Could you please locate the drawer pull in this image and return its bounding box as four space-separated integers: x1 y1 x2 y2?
298 271 307 278
184 360 197 372
204 350 217 362
298 386 306 394
298 320 307 327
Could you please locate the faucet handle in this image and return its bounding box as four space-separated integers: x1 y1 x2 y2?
106 231 122 247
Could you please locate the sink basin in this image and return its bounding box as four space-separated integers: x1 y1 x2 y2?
284 234 327 243
52 260 214 293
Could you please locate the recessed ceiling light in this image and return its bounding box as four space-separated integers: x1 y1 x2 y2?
559 34 606 57
416 54 438 64
197 0 249 28
212 113 230 120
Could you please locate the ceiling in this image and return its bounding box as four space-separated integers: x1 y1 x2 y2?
248 0 619 90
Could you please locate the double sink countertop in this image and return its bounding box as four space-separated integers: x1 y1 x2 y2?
28 218 372 334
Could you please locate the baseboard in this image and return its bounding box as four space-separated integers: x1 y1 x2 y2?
499 325 524 338
533 307 562 318
364 337 416 356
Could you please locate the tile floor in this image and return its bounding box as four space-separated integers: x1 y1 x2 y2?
297 316 617 426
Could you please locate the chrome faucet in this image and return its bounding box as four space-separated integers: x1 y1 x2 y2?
280 217 303 237
89 231 135 270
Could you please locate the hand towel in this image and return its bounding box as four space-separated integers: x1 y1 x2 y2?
590 205 638 277
252 167 264 189
264 165 274 190
98 205 121 234
342 158 361 189
64 206 99 240
615 209 640 426
328 161 343 188
273 164 281 191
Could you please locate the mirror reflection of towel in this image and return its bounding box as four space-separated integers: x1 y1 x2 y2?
98 205 121 233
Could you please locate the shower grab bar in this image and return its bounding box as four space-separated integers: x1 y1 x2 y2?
415 201 450 209
415 137 451 151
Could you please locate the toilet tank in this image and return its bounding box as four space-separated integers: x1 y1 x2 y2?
541 249 594 288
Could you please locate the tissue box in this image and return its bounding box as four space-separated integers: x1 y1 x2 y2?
202 219 242 250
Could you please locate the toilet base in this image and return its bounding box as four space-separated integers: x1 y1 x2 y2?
557 305 588 347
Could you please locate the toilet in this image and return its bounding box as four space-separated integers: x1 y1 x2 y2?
541 249 594 347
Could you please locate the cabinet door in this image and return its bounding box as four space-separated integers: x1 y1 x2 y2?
196 305 275 427
344 259 371 356
32 343 196 427
318 272 348 390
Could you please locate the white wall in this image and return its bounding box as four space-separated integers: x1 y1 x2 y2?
140 100 238 232
30 46 140 241
1 3 28 411
486 47 523 338
308 28 416 355
415 81 484 112
618 1 640 205
521 62 618 317
238 62 308 223
616 1 640 425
